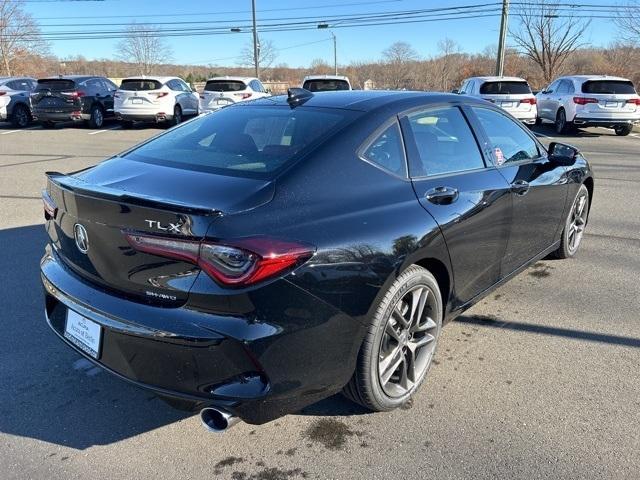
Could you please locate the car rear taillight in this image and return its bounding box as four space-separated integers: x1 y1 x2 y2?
626 98 640 105
61 91 85 98
520 98 536 105
124 233 315 287
234 92 252 99
155 92 169 99
0 91 6 96
42 190 57 220
573 97 598 105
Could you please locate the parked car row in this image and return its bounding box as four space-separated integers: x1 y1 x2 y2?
455 74 640 136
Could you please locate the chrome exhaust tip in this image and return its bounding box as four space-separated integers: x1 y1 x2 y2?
200 407 240 433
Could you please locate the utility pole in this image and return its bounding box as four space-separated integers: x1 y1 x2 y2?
331 31 337 75
251 0 259 79
495 0 510 76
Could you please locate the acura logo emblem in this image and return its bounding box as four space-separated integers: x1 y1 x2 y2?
74 223 89 254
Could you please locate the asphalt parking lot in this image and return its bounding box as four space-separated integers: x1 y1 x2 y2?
1 120 639 480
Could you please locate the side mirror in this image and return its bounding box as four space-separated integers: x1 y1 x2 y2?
451 89 460 94
548 142 579 166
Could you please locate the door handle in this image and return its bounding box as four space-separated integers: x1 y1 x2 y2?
511 180 530 195
425 186 459 205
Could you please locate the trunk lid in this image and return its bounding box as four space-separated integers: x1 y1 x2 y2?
32 79 81 112
579 80 639 116
115 79 170 110
45 158 275 306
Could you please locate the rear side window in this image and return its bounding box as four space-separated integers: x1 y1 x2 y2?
303 80 350 92
361 122 406 176
471 107 540 165
205 80 246 92
120 79 162 91
479 81 531 95
582 80 636 95
125 106 357 178
36 79 76 91
405 107 485 177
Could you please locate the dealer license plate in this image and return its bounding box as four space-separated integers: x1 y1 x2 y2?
64 309 102 359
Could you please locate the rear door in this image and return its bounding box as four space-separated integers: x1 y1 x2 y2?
400 104 512 305
201 80 247 109
468 106 568 274
479 80 534 116
578 79 639 120
537 80 560 120
115 78 165 111
32 79 79 114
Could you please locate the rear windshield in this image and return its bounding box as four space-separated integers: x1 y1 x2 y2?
36 79 76 91
479 81 531 95
125 105 358 179
581 80 636 95
120 79 163 91
205 80 246 92
303 79 350 92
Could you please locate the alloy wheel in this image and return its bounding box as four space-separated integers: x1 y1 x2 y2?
93 108 103 128
556 110 566 134
378 285 439 398
567 191 588 254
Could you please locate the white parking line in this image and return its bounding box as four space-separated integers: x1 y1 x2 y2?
0 130 21 135
87 126 121 135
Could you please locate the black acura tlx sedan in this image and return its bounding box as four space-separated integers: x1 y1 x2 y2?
41 89 593 432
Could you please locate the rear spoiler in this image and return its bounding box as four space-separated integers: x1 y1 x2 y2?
45 171 223 217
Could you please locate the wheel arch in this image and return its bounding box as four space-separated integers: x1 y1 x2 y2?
413 257 451 317
583 175 594 212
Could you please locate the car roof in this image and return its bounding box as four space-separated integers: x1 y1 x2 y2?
248 90 487 112
558 75 632 82
37 75 101 81
466 76 528 83
303 75 350 81
0 76 35 82
121 76 180 83
205 76 257 82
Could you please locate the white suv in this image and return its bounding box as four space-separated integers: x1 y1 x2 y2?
302 75 352 92
114 76 199 127
199 76 269 113
536 75 640 136
458 76 537 125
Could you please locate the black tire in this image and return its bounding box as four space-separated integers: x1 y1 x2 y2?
40 121 55 129
553 184 589 259
120 120 134 129
555 108 572 135
11 104 30 128
170 105 182 126
614 125 632 136
87 105 104 129
535 116 542 126
343 265 443 411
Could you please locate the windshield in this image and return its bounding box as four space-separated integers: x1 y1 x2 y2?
480 81 531 95
205 80 246 92
124 105 358 179
581 80 636 95
36 79 76 91
120 79 163 91
303 80 350 92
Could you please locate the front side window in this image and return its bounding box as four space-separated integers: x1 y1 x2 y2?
361 122 406 176
405 106 485 177
471 107 540 165
124 106 357 178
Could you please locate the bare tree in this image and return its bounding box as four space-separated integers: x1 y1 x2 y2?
116 23 173 75
509 0 590 83
616 1 640 45
382 41 418 89
434 38 461 91
0 0 49 76
238 38 277 74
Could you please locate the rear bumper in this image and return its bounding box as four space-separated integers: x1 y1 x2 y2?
33 111 89 122
116 109 173 122
0 107 6 121
507 110 537 124
573 116 640 127
41 245 363 424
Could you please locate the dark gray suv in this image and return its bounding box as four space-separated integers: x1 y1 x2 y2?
0 77 36 128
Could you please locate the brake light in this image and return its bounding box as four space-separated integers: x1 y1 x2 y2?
0 91 6 96
234 92 252 99
520 97 536 105
124 233 315 287
42 190 57 220
573 97 598 105
155 92 169 99
626 98 640 105
61 91 85 98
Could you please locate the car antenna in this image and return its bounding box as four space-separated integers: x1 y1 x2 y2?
287 87 313 107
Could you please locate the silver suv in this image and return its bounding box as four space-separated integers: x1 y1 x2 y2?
0 77 36 127
536 75 640 136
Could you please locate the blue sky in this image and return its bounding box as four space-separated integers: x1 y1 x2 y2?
25 0 618 67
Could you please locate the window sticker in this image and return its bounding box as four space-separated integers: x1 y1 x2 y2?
494 147 505 166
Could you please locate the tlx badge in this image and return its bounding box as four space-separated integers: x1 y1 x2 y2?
145 219 183 233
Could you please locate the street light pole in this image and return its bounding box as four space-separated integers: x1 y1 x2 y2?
318 23 338 75
495 0 510 76
251 0 259 79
